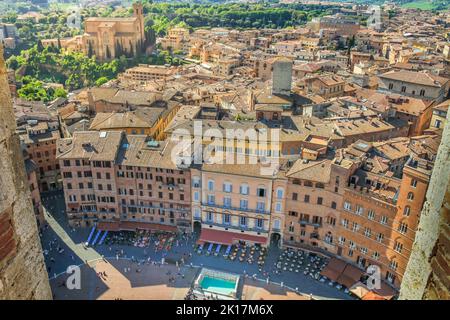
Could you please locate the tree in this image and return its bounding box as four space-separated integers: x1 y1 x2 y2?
7 56 19 70
115 41 123 58
95 77 109 87
57 38 62 53
106 46 111 60
37 40 44 52
129 41 134 57
54 87 68 99
18 78 48 102
88 41 94 58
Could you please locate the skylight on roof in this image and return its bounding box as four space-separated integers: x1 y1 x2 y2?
99 131 107 138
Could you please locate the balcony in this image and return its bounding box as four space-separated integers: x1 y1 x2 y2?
201 220 268 234
124 204 189 212
299 220 322 228
310 232 320 240
161 183 185 191
201 202 270 215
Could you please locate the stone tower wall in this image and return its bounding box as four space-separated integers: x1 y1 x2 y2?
399 108 450 300
0 44 52 299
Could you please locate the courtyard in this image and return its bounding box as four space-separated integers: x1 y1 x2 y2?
40 191 352 300
51 260 309 300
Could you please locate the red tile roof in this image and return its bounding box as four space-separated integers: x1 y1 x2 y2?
198 228 267 245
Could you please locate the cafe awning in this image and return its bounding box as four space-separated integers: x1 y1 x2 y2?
362 291 388 300
97 221 177 233
97 221 120 231
349 282 370 299
198 228 267 246
320 257 347 282
337 264 363 288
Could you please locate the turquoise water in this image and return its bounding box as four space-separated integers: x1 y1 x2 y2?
200 276 236 296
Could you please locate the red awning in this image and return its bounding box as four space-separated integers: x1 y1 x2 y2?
97 221 177 233
97 221 120 231
372 281 396 300
320 257 347 282
362 291 387 300
337 264 363 288
198 228 267 246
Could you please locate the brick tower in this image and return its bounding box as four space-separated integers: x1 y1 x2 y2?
399 108 450 299
0 44 52 299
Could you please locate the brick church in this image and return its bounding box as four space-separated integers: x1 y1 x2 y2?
42 2 145 61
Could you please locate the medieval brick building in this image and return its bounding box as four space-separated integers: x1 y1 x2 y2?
42 3 145 61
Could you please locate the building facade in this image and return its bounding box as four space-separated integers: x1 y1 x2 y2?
57 131 191 232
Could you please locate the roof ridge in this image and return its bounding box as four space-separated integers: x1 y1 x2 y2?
91 112 117 129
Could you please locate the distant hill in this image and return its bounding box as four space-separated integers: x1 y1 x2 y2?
399 0 450 10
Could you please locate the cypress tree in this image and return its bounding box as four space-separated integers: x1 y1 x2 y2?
37 39 44 52
106 45 111 60
88 41 93 58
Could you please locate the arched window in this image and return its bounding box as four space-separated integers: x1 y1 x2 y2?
403 206 410 216
407 192 414 201
398 222 408 234
103 32 109 45
325 232 333 244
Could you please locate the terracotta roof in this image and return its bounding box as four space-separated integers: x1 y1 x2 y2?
57 131 123 161
85 17 138 22
115 135 185 170
379 70 449 87
89 88 162 106
89 108 165 130
355 88 433 115
433 99 449 112
286 159 332 184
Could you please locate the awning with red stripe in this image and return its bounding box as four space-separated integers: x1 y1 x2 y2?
198 228 267 246
97 221 177 233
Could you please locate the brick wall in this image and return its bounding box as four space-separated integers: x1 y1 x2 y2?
0 44 52 300
399 102 450 300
